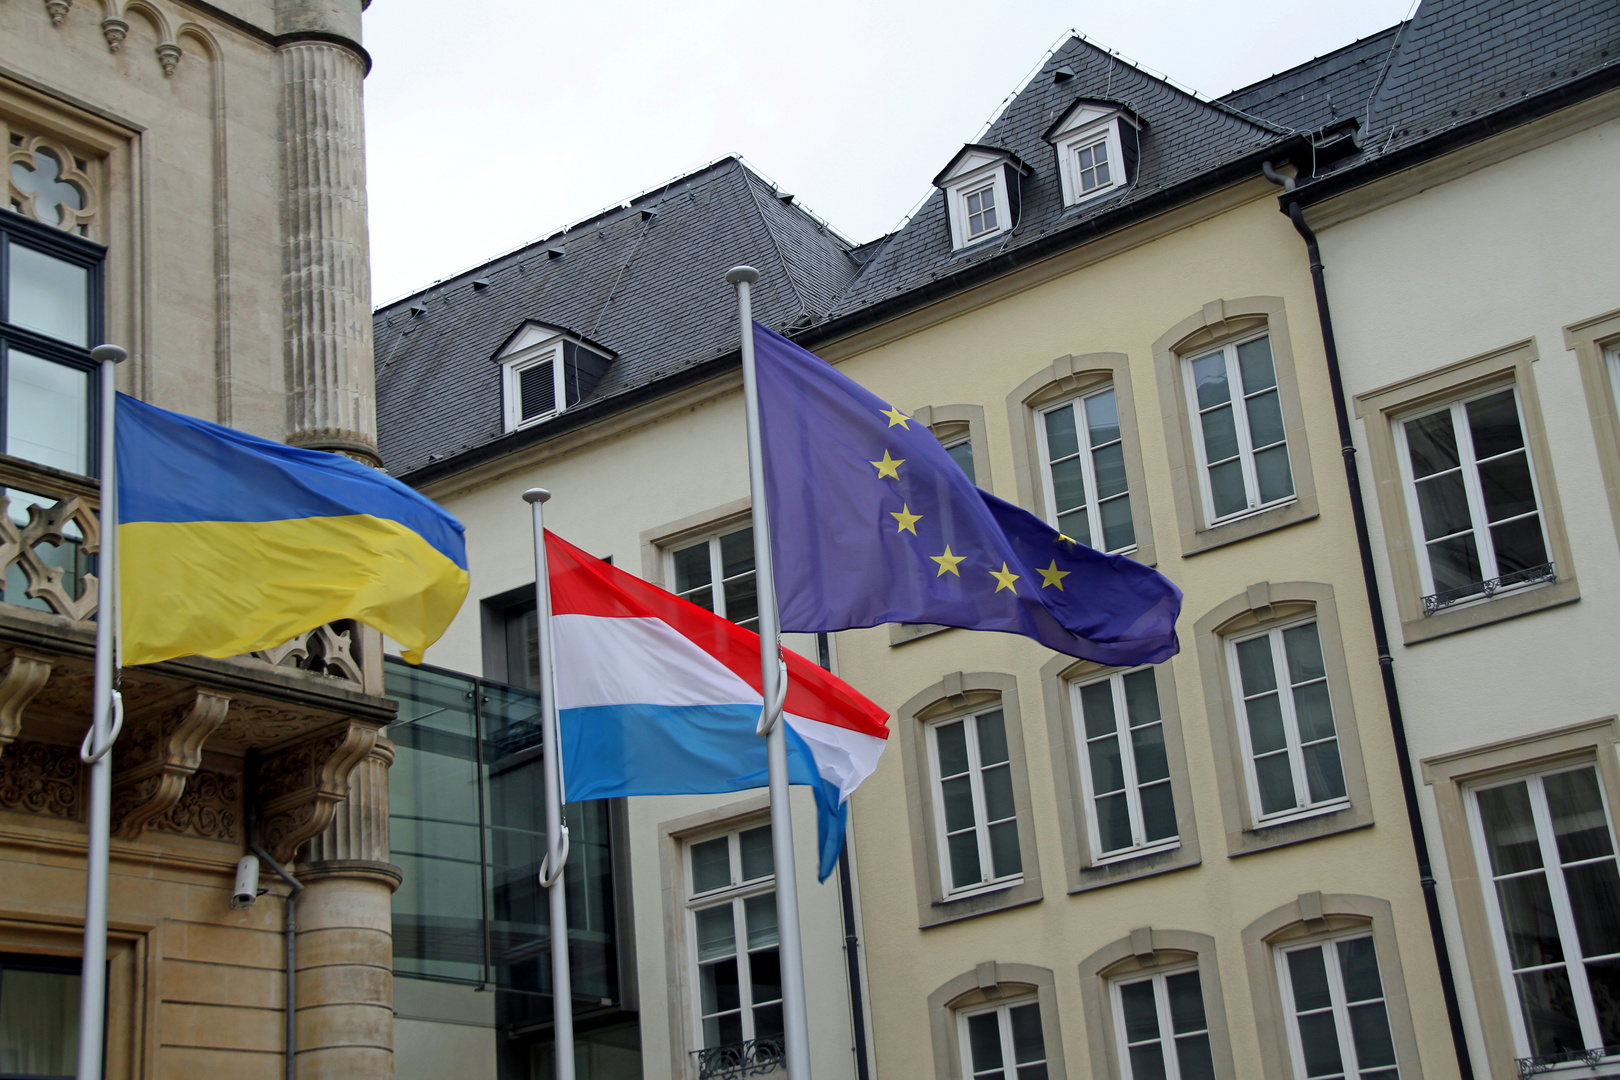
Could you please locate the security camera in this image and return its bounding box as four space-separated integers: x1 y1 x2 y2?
231 855 261 909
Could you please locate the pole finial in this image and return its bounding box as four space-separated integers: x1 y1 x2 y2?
724 265 760 286
90 344 128 364
523 488 551 504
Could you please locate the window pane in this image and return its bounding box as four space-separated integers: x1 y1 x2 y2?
672 543 712 594
1084 390 1120 447
699 954 740 1014
1245 388 1286 448
1130 723 1169 784
947 440 977 484
690 837 730 894
1057 507 1091 549
1245 695 1287 755
0 967 79 1077
703 1009 743 1051
1405 410 1460 478
936 721 970 777
1119 979 1161 1042
1190 353 1230 410
739 825 773 881
719 529 755 579
1009 1002 1043 1063
1166 971 1206 1033
1199 404 1240 463
1208 459 1246 518
967 1011 1004 1072
753 1001 784 1040
1079 681 1117 740
1293 683 1337 744
1235 638 1278 696
744 893 778 950
942 776 976 833
1297 1010 1344 1078
1100 496 1136 553
722 572 758 628
1336 937 1384 1003
1096 791 1132 853
1049 456 1087 515
989 820 1022 878
1489 516 1548 575
1496 874 1565 969
1427 533 1483 594
1088 736 1125 795
1348 1001 1398 1069
1467 390 1525 460
694 905 736 962
1544 769 1614 863
982 764 1015 823
749 946 782 1003
1044 405 1080 460
7 242 88 345
1478 782 1543 875
1122 671 1160 727
976 711 1009 766
1255 753 1296 816
1585 958 1620 1045
6 351 88 475
1303 741 1346 803
1128 1044 1169 1080
1515 966 1581 1058
1174 1034 1217 1080
948 831 982 889
1563 861 1620 959
1092 441 1128 500
1140 782 1177 842
1281 623 1326 683
1237 336 1276 393
1477 451 1537 523
1414 471 1472 542
1253 445 1294 504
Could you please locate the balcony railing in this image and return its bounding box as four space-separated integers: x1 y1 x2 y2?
0 454 371 688
1518 1045 1620 1076
691 1037 785 1080
1423 561 1556 616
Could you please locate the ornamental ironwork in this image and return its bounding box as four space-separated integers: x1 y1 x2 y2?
691 1036 786 1080
1516 1044 1620 1076
1422 561 1555 616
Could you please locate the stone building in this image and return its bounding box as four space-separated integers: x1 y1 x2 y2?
0 1 394 1077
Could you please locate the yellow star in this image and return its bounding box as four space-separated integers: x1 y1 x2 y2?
1056 533 1080 547
870 450 905 479
931 546 965 577
881 406 911 429
990 562 1020 593
891 504 922 535
1038 560 1071 590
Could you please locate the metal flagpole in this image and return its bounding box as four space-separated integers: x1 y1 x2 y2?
524 488 575 1080
78 343 127 1080
725 265 811 1078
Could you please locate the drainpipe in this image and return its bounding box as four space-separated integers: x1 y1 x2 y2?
1263 161 1475 1080
246 752 304 1080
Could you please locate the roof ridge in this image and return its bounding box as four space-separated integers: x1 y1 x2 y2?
738 163 809 319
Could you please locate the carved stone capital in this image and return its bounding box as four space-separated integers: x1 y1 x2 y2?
45 0 70 26
0 651 52 758
257 719 379 863
111 689 231 839
101 17 128 52
156 42 181 77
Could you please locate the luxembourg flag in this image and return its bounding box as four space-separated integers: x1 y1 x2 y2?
546 531 890 880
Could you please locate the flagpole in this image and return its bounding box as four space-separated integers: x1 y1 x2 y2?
524 488 575 1080
726 265 811 1078
78 343 126 1080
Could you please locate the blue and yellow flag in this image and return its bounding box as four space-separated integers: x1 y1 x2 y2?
115 393 468 666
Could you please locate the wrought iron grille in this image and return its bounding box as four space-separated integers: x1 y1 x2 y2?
1516 1044 1620 1076
1422 561 1555 616
691 1036 786 1079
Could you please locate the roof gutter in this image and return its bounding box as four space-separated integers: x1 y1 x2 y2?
1264 165 1476 1080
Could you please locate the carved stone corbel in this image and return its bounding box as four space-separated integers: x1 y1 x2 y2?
257 719 379 864
0 651 52 759
156 41 181 77
111 689 231 838
45 0 71 26
101 17 128 52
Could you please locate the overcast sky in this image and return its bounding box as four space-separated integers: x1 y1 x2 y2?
363 0 1415 306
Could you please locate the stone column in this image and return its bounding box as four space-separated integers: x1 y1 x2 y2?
277 6 379 464
296 740 399 1079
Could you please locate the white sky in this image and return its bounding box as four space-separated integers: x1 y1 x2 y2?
363 0 1415 307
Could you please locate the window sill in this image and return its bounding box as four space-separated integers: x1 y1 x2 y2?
1070 839 1198 894
1253 799 1350 830
1401 575 1579 645
1179 493 1318 557
943 876 1024 903
922 875 1042 928
890 622 953 647
1090 839 1179 868
1227 797 1373 858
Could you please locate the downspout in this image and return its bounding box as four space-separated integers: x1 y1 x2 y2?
1263 161 1475 1080
821 633 872 1080
246 752 304 1080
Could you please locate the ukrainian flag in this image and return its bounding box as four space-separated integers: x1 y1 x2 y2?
115 393 468 666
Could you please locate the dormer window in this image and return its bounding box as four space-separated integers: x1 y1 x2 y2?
495 321 613 432
933 145 1032 252
1044 100 1143 208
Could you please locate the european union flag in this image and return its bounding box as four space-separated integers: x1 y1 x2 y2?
756 325 1181 667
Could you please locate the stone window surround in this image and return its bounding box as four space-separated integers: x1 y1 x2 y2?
1352 338 1579 645
1039 652 1200 893
656 792 773 1080
925 961 1069 1080
896 671 1043 928
639 496 753 587
1076 928 1238 1080
1421 715 1620 1078
1241 893 1425 1080
890 403 993 647
1193 581 1374 857
1563 308 1620 550
1151 297 1319 556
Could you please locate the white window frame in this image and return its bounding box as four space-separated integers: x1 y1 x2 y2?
956 996 1046 1080
1608 343 1620 427
684 821 780 1053
945 163 1012 250
1391 384 1552 607
500 340 565 431
1182 331 1295 526
940 430 976 484
1071 668 1177 865
1275 932 1400 1080
1227 616 1349 827
1055 119 1127 207
1110 964 1213 1080
926 707 1023 900
1035 385 1136 554
664 524 757 630
1467 763 1620 1061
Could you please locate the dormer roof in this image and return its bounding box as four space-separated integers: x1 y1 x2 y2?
1042 98 1148 144
490 320 615 362
931 144 1035 189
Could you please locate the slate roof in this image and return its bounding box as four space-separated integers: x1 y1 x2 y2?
373 157 859 476
819 36 1292 320
1220 25 1405 135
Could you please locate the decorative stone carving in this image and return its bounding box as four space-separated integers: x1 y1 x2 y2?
156 41 181 77
252 621 363 684
101 17 128 52
257 720 379 863
152 768 240 841
0 489 100 622
0 740 80 819
303 738 392 864
0 652 52 758
45 0 70 26
6 133 98 234
111 690 231 838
